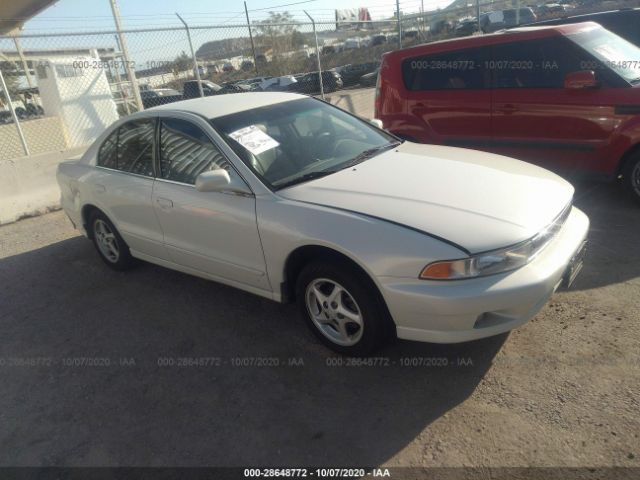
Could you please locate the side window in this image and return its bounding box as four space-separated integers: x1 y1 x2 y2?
160 118 229 184
117 119 155 176
97 129 118 169
403 47 489 91
491 38 583 89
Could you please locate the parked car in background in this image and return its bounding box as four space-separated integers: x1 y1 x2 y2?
536 4 572 18
371 34 387 46
339 62 380 87
455 17 479 37
140 88 183 109
260 75 298 92
524 8 640 46
295 71 343 94
183 80 223 98
56 92 588 355
359 68 379 87
481 7 537 32
375 22 640 202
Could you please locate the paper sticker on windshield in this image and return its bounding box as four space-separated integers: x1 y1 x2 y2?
229 125 279 155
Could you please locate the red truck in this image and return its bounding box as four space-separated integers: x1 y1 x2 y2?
375 22 640 202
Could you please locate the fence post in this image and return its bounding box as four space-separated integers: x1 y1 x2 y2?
244 2 259 75
176 13 204 98
304 10 324 100
396 0 402 49
109 0 143 111
0 68 30 156
13 35 34 88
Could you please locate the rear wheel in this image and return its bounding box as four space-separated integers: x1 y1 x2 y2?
296 260 394 356
622 153 640 204
89 211 135 270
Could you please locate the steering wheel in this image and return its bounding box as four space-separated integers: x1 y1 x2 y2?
309 131 335 160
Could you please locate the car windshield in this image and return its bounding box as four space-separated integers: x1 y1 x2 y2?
210 98 398 189
568 26 640 84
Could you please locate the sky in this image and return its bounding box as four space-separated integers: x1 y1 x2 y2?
21 0 454 33
4 0 454 72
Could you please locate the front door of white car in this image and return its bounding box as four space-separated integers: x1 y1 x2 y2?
151 117 270 291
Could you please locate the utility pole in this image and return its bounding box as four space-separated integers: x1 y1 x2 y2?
176 13 204 97
109 0 143 111
113 35 130 115
0 69 29 156
12 35 34 88
396 0 402 49
476 0 481 34
515 0 521 25
304 10 324 100
244 2 259 75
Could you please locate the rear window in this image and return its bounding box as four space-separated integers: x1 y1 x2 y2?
402 47 489 90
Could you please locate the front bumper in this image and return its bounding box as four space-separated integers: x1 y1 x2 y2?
378 207 590 344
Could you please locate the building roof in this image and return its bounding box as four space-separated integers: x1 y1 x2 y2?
150 92 308 119
0 0 59 35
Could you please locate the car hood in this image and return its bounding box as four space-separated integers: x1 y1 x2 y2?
277 142 574 254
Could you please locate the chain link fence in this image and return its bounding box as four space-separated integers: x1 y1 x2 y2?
1 0 638 161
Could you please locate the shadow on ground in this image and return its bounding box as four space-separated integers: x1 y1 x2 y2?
0 235 504 466
571 181 640 291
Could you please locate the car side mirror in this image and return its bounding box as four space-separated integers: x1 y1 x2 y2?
195 169 230 192
195 169 252 195
565 70 599 90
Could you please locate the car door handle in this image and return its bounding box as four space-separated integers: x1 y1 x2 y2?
156 197 173 210
499 104 518 114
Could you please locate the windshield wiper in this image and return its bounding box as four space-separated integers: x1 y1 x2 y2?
340 141 401 169
275 170 337 190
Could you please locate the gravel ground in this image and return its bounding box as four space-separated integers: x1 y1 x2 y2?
0 181 638 472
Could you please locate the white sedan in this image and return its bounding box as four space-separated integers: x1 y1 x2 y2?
57 92 589 355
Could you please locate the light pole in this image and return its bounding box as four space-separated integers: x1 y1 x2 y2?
304 10 324 100
109 0 143 111
176 13 204 98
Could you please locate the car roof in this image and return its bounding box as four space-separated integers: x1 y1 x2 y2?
148 92 307 118
385 21 601 57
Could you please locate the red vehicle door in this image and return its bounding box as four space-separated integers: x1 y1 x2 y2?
490 36 623 177
402 46 492 147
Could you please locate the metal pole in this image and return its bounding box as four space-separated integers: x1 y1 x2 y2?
477 0 481 33
420 0 425 40
13 35 34 88
515 0 520 25
109 0 143 111
176 13 204 98
113 35 130 115
396 0 402 49
304 10 324 100
244 1 259 75
0 69 30 156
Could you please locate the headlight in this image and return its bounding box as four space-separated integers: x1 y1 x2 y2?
420 203 572 280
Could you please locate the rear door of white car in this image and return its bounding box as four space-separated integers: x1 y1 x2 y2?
151 114 270 291
94 117 168 260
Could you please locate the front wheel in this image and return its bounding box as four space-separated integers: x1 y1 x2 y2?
296 261 394 356
622 154 640 204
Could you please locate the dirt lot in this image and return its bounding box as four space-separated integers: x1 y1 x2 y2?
0 180 638 473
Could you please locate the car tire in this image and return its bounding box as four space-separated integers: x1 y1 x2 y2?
622 153 640 204
296 260 395 356
89 210 135 270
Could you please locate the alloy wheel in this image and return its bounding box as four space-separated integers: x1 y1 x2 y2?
94 219 120 263
305 278 364 346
